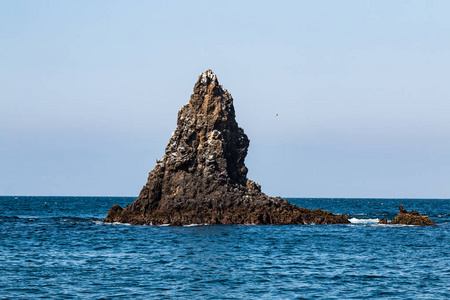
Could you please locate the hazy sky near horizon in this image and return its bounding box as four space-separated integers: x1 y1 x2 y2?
1 1 449 198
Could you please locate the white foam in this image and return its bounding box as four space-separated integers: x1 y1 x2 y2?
112 222 131 226
97 221 128 226
376 223 416 227
349 218 380 224
183 223 207 227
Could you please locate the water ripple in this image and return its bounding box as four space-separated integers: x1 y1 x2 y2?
0 197 448 299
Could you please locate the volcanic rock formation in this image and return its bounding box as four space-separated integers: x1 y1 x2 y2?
378 205 435 226
104 70 350 226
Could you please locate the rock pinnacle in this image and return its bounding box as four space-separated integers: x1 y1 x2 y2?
104 70 350 225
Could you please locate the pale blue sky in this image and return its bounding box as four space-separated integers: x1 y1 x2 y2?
1 1 449 197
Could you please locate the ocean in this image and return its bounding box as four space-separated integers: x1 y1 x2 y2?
0 196 448 299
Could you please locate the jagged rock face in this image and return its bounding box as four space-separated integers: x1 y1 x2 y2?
378 205 436 226
104 70 350 226
134 70 256 212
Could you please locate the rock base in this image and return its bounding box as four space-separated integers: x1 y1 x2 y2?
105 197 349 226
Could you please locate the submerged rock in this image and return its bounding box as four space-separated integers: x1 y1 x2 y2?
378 205 435 226
104 70 350 226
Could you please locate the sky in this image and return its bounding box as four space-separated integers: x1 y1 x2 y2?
1 0 449 198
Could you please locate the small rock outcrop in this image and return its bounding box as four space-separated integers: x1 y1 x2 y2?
378 205 435 226
104 70 350 226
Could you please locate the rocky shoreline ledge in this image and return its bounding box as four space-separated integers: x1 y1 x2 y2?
378 205 435 226
104 70 350 226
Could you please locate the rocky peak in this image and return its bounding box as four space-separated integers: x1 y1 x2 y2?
163 70 248 186
200 69 217 86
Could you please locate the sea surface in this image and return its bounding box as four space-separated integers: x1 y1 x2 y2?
0 196 448 299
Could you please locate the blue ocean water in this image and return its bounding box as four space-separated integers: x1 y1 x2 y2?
0 196 448 299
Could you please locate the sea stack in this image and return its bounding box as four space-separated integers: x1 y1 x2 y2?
378 205 435 226
104 70 349 226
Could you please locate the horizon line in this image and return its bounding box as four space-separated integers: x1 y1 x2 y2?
1 195 449 200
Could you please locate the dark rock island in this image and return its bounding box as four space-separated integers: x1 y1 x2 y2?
378 205 435 226
104 70 350 226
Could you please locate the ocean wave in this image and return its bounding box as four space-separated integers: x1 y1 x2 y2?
183 223 211 227
112 222 132 226
349 217 380 224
